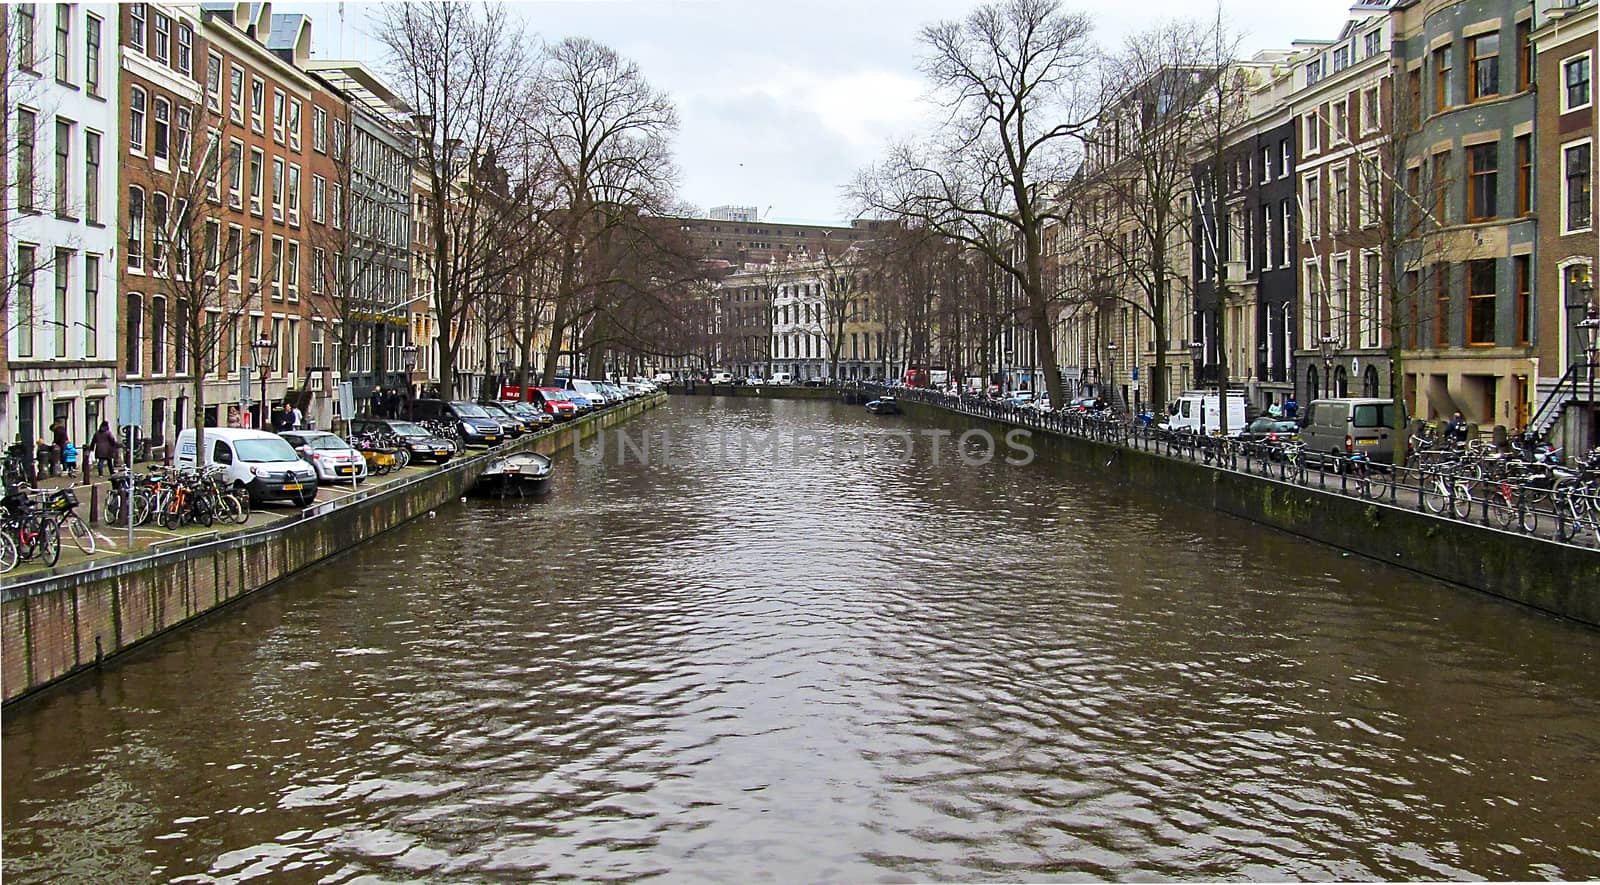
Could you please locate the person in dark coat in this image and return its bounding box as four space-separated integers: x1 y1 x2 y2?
92 421 120 476
370 387 385 418
50 422 69 477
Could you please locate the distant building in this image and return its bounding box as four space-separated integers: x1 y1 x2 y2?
707 204 758 222
673 216 877 267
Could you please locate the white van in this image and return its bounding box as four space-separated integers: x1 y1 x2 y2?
709 371 734 384
1161 391 1248 437
176 427 319 506
767 372 792 385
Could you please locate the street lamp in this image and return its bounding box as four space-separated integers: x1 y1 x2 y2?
251 335 276 428
1189 339 1203 392
401 343 419 417
1106 341 1118 407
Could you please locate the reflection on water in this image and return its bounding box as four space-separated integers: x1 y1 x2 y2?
5 396 1600 882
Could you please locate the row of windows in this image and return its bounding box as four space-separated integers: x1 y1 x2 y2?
10 246 105 362
13 110 104 224
127 3 194 78
12 3 107 95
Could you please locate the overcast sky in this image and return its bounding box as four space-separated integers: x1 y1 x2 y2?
287 0 1353 224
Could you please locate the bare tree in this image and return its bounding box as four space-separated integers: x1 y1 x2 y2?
852 0 1097 408
528 36 678 384
814 245 865 382
375 0 536 399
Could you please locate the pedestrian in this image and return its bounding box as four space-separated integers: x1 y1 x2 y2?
289 402 304 430
1284 394 1298 418
50 421 69 476
1445 411 1468 443
385 389 402 418
61 440 78 475
1267 397 1283 418
227 406 242 428
92 421 120 476
370 386 385 418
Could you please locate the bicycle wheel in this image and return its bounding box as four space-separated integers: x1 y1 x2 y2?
1489 495 1517 530
1450 481 1475 520
393 448 411 470
1422 477 1449 514
230 488 252 525
0 531 18 572
34 517 60 567
104 491 123 525
192 498 215 528
133 489 155 526
62 514 96 555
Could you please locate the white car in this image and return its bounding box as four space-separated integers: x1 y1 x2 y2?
652 372 674 384
709 371 734 384
280 430 369 483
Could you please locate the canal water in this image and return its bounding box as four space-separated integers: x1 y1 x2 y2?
5 396 1600 882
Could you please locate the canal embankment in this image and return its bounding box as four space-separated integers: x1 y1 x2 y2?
894 396 1600 626
0 394 665 706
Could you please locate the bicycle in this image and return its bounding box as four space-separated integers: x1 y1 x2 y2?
1421 461 1476 520
1 487 61 568
45 486 95 555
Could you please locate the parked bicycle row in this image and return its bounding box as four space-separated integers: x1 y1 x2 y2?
875 385 1600 550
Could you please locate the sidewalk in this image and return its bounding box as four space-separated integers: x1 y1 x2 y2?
4 459 446 581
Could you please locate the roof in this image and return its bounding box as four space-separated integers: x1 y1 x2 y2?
265 13 307 51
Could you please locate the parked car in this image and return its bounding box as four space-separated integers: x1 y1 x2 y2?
709 371 734 384
476 401 529 437
652 372 674 385
174 427 318 506
563 378 610 407
803 377 830 387
1239 417 1302 443
1299 397 1404 464
280 430 369 484
564 391 595 413
349 417 457 464
410 399 505 447
532 387 579 420
502 400 553 429
767 372 793 385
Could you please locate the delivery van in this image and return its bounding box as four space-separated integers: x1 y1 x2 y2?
175 427 319 506
1162 391 1248 437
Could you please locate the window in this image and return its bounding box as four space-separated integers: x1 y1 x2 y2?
1469 33 1499 101
1260 146 1271 183
83 255 99 358
1434 264 1450 347
287 165 300 224
228 139 243 206
200 52 221 110
1565 54 1592 112
175 107 191 170
1332 100 1348 140
53 250 70 356
1333 44 1350 74
151 192 168 272
176 23 192 76
270 237 283 295
226 226 242 287
273 90 285 141
312 248 325 294
85 14 101 94
1333 165 1349 232
55 4 69 82
128 186 145 270
1365 29 1382 59
152 97 170 164
286 242 300 299
1517 20 1532 91
229 66 244 123
128 3 144 54
1467 143 1497 221
1280 140 1290 178
16 3 37 70
332 184 343 229
153 12 169 64
1467 258 1495 345
1516 134 1532 216
250 76 264 131
288 99 302 150
332 120 345 158
1305 174 1320 239
54 118 71 217
16 109 36 212
311 175 325 223
1565 141 1593 233
129 87 146 154
126 294 142 375
204 131 221 199
1333 256 1350 344
151 296 167 374
13 246 36 358
174 299 189 374
1304 113 1320 153
1362 86 1379 131
1306 58 1323 87
1435 45 1455 110
249 147 263 215
1363 165 1380 227
1514 254 1531 346
84 130 100 224
312 106 327 152
272 157 284 221
1363 251 1382 348
249 232 263 282
1432 151 1450 223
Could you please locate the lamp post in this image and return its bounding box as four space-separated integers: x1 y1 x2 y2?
1318 334 1337 399
401 343 418 419
1106 341 1118 409
251 335 276 428
1189 339 1203 393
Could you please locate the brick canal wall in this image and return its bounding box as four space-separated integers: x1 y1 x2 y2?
898 399 1600 627
1 394 665 706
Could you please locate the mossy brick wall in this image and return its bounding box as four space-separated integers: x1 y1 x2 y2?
899 399 1600 626
2 394 663 706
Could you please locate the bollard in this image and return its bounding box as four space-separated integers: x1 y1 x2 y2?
89 483 100 525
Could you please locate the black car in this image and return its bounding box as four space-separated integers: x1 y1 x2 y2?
411 399 504 447
350 416 458 464
1239 417 1301 443
476 401 528 438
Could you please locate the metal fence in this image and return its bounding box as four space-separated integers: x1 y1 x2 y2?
867 385 1600 551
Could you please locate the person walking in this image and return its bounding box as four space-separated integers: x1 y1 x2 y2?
92 421 120 476
289 402 303 430
1445 411 1468 443
370 386 385 418
50 421 69 477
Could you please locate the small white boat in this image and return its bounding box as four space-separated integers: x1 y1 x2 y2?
475 452 554 498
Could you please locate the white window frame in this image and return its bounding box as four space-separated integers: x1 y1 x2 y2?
1304 113 1320 154
287 163 301 226
1562 52 1593 114
1361 248 1382 349
1560 137 1594 235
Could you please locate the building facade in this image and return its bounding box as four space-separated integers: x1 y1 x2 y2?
7 2 121 455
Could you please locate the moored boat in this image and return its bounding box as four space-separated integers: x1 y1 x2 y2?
474 452 554 498
865 396 900 415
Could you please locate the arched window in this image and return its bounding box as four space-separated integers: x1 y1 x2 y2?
127 186 145 269
129 87 147 153
126 293 144 376
1362 364 1380 397
1306 365 1320 401
1333 365 1348 397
